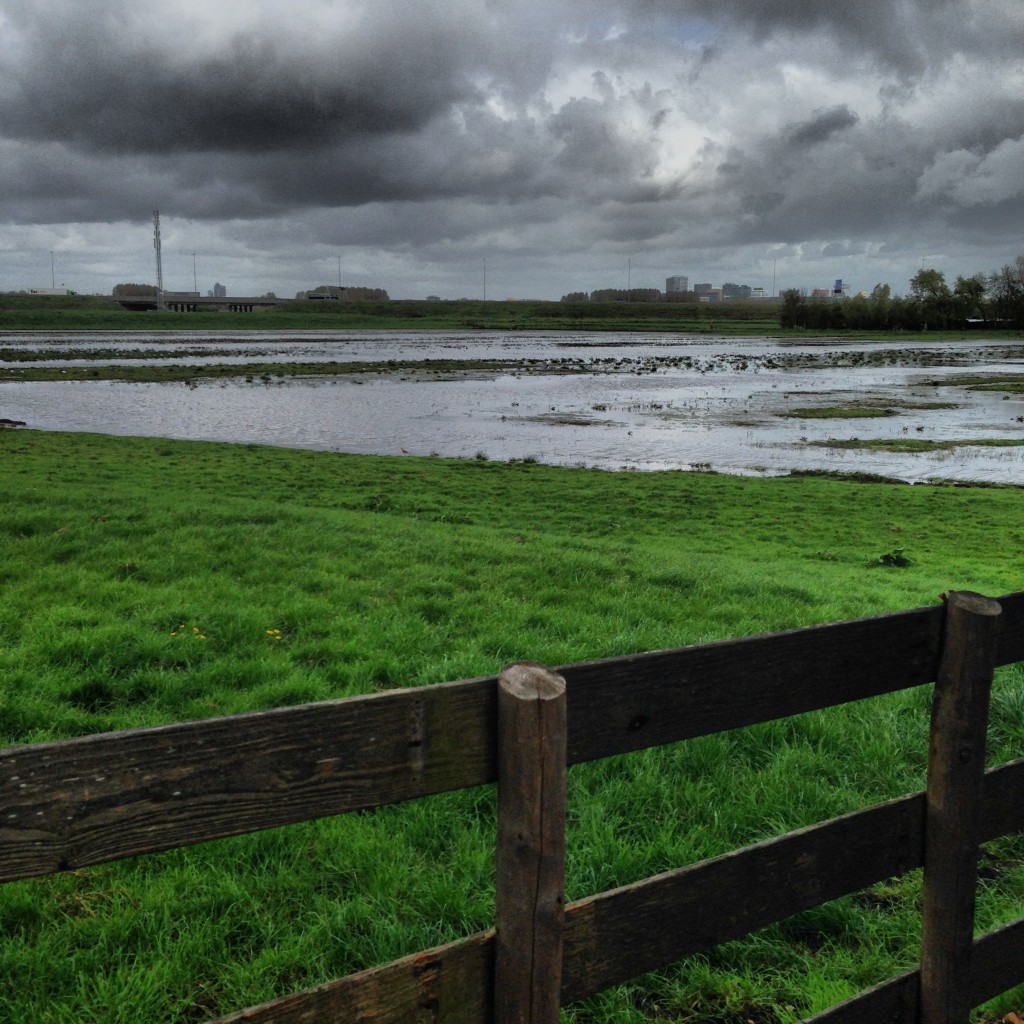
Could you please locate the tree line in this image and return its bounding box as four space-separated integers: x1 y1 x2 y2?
561 288 668 303
780 256 1024 331
296 286 390 301
560 283 754 303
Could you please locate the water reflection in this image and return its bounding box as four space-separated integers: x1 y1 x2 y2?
2 330 1023 483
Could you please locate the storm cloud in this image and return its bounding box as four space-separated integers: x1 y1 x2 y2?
1 0 1022 298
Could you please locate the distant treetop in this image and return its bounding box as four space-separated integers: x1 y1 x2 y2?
112 283 156 296
296 286 390 301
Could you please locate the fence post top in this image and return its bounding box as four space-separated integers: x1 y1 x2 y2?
945 591 1002 619
499 662 566 701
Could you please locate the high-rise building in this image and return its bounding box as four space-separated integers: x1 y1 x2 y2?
213 282 227 297
666 275 689 293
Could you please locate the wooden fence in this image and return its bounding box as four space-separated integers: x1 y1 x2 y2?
3 590 1024 1023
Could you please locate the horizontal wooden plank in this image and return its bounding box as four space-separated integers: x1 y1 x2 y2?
996 591 1024 666
800 970 918 1024
1 594 1020 880
561 602 945 765
978 757 1024 844
0 677 498 882
562 791 925 1001
560 757 1024 1002
201 761 1024 1024
967 915 1024 1008
799 916 1024 1023
211 931 494 1024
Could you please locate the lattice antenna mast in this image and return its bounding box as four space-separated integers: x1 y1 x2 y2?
153 210 164 307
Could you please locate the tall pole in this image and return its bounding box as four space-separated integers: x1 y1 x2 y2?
192 252 197 294
627 257 632 301
153 211 164 309
50 251 55 288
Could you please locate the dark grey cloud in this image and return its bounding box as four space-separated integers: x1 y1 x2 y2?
1 26 477 155
0 0 1021 299
638 0 1023 72
698 110 935 246
785 106 860 148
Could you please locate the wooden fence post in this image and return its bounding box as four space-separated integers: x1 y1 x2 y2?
920 591 1002 1024
495 662 568 1024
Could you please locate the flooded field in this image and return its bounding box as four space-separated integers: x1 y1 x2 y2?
2 330 1023 483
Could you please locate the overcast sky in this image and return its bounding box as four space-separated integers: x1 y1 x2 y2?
1 0 1022 300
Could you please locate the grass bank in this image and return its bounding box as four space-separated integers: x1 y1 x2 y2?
3 293 1020 339
0 357 527 384
813 437 1024 453
0 293 777 333
1 431 1023 1022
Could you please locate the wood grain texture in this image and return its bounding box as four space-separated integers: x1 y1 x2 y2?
560 602 946 764
495 664 567 1024
560 757 1024 1004
0 676 497 881
1 593 1021 881
204 763 1024 1024
920 592 1001 1024
210 930 494 1024
206 918 1024 1024
561 792 925 1002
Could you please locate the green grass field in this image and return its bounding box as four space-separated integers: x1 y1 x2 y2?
2 292 1019 340
0 292 774 334
1 430 1023 1022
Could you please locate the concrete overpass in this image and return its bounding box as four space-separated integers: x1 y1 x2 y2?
115 292 284 312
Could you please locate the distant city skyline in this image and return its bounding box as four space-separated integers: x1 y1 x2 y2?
12 237 998 304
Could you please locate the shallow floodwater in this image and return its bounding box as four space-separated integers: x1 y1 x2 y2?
2 330 1023 483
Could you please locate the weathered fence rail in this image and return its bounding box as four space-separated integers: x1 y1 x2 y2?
3 590 1024 1022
